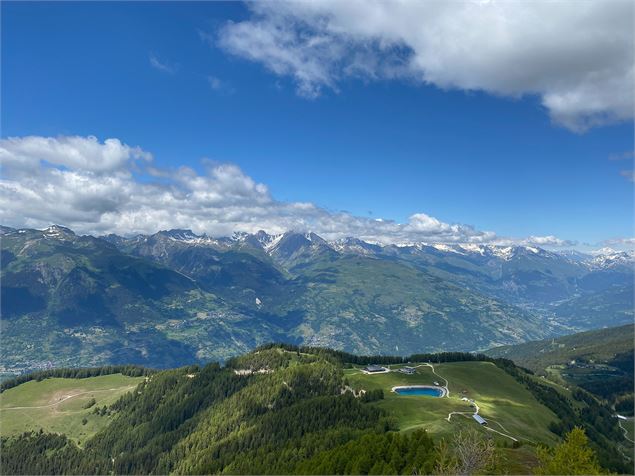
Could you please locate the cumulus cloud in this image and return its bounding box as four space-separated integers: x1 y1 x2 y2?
1 135 574 246
597 237 635 252
603 237 635 246
521 235 577 248
0 135 151 173
217 0 634 132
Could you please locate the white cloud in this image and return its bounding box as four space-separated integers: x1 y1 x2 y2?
604 237 635 245
217 0 634 131
1 135 574 246
522 235 577 248
597 237 635 252
149 53 179 74
0 135 151 173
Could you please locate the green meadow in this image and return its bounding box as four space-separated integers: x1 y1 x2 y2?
0 374 144 444
345 361 559 445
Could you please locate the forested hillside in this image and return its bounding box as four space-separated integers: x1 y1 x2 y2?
486 325 635 416
1 346 631 475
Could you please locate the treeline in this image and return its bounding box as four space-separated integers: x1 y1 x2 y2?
0 363 248 474
0 365 153 393
1 344 629 474
494 359 631 474
254 342 510 367
225 347 318 370
87 363 247 474
0 359 401 475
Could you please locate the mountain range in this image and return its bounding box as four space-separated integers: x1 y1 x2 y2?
1 225 632 374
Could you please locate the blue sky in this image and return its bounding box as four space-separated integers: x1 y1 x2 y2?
1 1 633 247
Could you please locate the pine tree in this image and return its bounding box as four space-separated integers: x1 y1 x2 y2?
535 427 603 475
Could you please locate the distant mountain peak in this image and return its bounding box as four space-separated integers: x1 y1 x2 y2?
159 229 198 240
331 237 382 255
17 225 634 272
42 224 76 240
592 246 618 255
254 230 283 251
587 248 635 269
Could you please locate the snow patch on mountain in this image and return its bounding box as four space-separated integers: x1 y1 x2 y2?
262 233 284 252
586 249 635 269
24 226 635 272
432 243 464 254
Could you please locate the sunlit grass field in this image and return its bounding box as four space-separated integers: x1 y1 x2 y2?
0 374 144 444
345 361 559 445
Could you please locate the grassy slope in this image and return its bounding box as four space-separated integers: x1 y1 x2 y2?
0 355 586 475
0 374 144 443
485 324 634 373
345 361 559 445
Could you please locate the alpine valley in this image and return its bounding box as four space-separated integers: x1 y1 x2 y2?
1 225 632 376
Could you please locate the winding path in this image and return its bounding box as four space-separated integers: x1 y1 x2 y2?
618 418 635 444
438 374 522 442
447 400 479 422
414 363 450 397
484 426 518 442
1 386 136 411
359 362 524 442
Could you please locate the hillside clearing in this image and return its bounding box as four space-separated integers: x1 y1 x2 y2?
345 361 559 445
0 374 144 443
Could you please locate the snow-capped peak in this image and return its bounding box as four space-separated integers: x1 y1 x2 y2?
432 243 464 254
586 249 635 269
42 225 75 240
330 237 381 255
458 244 487 255
261 232 284 252
157 229 227 247
591 247 618 256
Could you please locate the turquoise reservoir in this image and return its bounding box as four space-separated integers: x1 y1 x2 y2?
393 386 444 397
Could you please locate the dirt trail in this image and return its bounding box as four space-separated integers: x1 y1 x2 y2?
484 426 518 442
414 363 450 397
618 418 635 444
358 361 524 443
1 386 136 410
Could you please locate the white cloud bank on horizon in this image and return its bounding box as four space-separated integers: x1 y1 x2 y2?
0 134 617 249
217 0 634 132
